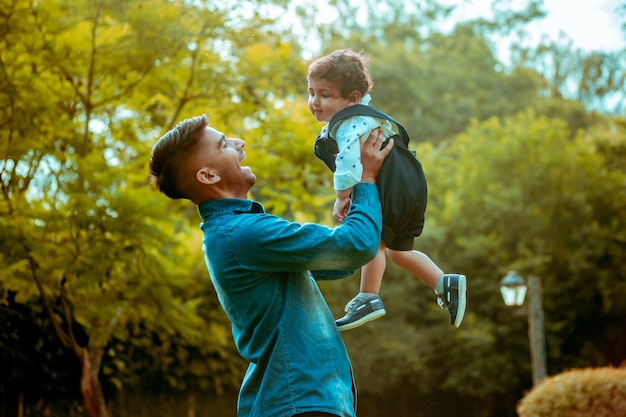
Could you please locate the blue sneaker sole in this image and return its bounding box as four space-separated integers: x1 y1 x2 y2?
336 309 386 332
453 275 467 328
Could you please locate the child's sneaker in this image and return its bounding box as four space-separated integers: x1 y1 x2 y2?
435 274 467 328
336 294 386 331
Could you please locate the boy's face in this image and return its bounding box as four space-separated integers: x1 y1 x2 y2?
307 78 360 123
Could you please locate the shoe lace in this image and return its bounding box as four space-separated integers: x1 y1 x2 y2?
436 292 449 310
344 298 359 313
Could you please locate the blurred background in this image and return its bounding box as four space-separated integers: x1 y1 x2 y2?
1 0 625 416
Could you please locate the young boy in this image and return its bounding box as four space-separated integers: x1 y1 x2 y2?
307 49 467 330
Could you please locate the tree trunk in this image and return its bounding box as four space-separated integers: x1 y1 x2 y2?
18 391 23 417
80 349 109 417
187 391 196 417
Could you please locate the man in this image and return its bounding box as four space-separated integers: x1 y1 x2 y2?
149 114 393 417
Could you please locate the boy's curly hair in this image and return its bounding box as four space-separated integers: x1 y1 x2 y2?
307 49 373 98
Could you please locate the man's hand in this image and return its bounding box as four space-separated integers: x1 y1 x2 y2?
360 129 394 183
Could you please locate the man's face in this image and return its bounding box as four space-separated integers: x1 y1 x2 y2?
192 126 256 196
307 78 358 123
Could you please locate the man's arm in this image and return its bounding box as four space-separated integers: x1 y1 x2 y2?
229 129 393 274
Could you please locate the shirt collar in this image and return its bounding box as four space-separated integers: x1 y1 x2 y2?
197 198 265 219
320 94 373 140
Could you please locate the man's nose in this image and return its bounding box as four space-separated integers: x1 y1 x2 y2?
230 138 245 149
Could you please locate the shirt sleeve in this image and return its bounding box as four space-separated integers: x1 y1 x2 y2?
229 183 382 274
333 115 380 191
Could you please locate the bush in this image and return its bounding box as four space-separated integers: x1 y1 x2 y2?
517 367 626 417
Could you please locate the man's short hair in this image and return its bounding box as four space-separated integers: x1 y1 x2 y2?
149 115 209 199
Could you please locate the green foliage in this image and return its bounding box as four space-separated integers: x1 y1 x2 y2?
0 291 83 397
245 96 336 223
367 23 542 142
517 367 626 417
315 0 619 145
2 0 625 416
315 1 574 144
511 38 626 114
421 109 625 394
335 109 626 407
0 0 300 412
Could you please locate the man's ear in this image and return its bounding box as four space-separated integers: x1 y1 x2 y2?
348 90 362 104
196 167 220 185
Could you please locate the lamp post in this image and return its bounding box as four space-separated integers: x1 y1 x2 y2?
500 271 547 387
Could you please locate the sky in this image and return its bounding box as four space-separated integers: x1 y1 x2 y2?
445 0 625 51
305 0 625 52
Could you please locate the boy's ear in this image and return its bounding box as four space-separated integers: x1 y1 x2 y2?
348 90 362 104
196 167 220 185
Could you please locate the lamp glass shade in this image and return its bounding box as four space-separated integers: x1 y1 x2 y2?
500 271 527 306
500 285 527 306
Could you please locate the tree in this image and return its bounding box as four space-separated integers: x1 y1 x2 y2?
310 0 589 144
3 0 625 415
335 109 626 416
0 0 303 415
510 37 626 115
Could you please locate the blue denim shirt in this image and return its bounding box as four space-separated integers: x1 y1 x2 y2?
198 183 382 417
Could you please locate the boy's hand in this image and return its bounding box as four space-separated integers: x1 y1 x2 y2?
361 129 393 183
333 197 351 223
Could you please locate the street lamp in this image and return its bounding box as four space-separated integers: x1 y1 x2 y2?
500 271 547 387
500 270 527 307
